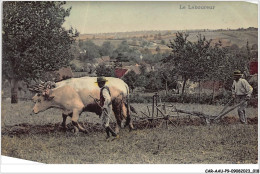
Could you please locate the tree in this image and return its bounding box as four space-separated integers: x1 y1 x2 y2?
100 41 114 57
115 52 129 66
139 63 147 74
163 32 253 100
135 75 148 88
205 43 227 102
79 40 100 61
141 40 149 47
2 2 78 103
117 40 130 52
96 64 115 77
163 32 212 95
158 67 177 95
251 44 258 50
123 47 142 63
122 71 138 92
161 40 166 45
145 71 163 91
229 44 239 51
143 53 163 65
163 32 190 94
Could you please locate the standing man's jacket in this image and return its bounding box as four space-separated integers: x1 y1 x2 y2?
232 78 253 97
100 86 111 107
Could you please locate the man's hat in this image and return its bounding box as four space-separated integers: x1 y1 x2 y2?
233 70 243 76
95 76 108 83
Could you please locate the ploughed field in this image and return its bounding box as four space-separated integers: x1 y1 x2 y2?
1 100 258 164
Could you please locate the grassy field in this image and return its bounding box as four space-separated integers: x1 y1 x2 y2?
1 100 258 164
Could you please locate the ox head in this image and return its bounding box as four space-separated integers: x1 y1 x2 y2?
29 81 56 114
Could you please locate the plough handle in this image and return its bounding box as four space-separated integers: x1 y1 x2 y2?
214 100 247 120
216 98 234 117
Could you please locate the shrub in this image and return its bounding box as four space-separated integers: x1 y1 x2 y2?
160 93 213 104
129 91 257 107
129 93 152 103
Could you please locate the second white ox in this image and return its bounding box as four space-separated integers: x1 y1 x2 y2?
32 77 134 134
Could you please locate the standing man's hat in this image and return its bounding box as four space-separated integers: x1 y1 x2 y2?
96 76 108 83
233 70 243 76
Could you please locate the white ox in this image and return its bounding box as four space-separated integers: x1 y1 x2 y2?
32 77 134 134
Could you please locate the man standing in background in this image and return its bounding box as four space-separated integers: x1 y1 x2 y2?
232 70 253 124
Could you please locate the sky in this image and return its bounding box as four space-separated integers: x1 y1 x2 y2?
63 1 258 34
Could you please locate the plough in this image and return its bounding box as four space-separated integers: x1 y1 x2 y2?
132 93 246 128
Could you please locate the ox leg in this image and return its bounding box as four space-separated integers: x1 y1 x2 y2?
71 109 88 134
113 108 122 134
62 113 68 131
112 100 124 134
126 111 134 131
115 120 121 134
124 103 134 131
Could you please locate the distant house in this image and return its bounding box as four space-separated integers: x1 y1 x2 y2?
125 64 141 75
114 64 142 78
110 58 117 62
115 68 128 78
121 61 134 67
139 61 153 72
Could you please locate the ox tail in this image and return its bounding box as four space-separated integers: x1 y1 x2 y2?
130 105 137 114
126 84 131 117
125 84 134 130
124 84 137 114
124 103 137 115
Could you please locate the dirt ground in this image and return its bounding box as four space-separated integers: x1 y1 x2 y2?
1 100 258 164
2 115 258 136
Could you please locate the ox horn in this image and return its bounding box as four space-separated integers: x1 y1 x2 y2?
28 88 41 92
28 84 46 93
28 88 35 91
28 80 56 93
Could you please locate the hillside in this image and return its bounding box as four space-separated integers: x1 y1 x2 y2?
67 28 258 76
77 28 258 48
